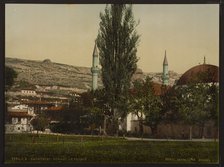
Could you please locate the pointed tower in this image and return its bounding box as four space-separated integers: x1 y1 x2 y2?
91 41 99 91
203 56 206 64
162 50 169 85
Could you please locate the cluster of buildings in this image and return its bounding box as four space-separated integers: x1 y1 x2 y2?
5 41 219 139
91 42 219 139
5 84 80 133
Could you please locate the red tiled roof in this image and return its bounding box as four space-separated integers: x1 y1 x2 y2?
22 100 50 105
177 64 219 85
44 106 64 111
8 112 33 117
151 82 171 96
130 82 171 96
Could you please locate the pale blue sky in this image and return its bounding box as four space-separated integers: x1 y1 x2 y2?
6 4 219 73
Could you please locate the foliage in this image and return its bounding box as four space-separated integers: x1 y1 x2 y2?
31 113 49 132
161 86 181 125
5 66 17 90
143 78 163 137
129 76 164 137
49 91 105 134
16 80 36 89
96 4 140 134
174 82 219 139
207 83 219 127
128 79 146 135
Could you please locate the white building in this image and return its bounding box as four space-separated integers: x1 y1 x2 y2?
21 89 37 96
5 105 35 133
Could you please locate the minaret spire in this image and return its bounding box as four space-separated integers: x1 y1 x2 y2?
162 50 169 85
93 41 98 57
163 50 168 65
91 40 99 91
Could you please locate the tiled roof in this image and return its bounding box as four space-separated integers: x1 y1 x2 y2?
8 112 33 117
152 82 171 96
44 106 64 111
22 100 50 105
130 82 171 96
177 64 219 85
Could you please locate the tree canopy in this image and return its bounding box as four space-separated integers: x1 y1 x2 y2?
5 66 17 90
96 4 140 134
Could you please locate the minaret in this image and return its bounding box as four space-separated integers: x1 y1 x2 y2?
162 50 169 85
91 41 99 91
203 56 206 64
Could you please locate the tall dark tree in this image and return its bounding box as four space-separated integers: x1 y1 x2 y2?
129 79 145 136
175 83 215 139
96 4 140 134
175 71 219 140
129 77 164 137
5 66 17 91
207 83 219 139
31 113 49 134
142 77 163 137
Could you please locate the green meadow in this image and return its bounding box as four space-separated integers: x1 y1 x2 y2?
5 133 218 164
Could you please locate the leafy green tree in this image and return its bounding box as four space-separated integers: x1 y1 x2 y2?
129 79 145 136
205 83 219 139
143 77 163 137
175 83 214 139
92 89 111 135
129 77 164 137
96 4 140 134
80 90 105 134
207 83 219 124
161 86 183 138
31 113 49 133
175 69 219 139
5 66 17 91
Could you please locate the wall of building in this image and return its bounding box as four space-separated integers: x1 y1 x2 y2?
5 124 33 133
128 120 217 139
21 90 36 95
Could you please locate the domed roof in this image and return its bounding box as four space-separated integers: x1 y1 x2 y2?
176 64 219 85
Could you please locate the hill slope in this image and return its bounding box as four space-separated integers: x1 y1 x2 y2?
5 57 181 90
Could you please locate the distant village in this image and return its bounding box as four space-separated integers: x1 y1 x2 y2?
5 83 81 133
5 47 219 139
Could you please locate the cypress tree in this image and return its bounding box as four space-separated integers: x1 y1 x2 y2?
96 4 140 134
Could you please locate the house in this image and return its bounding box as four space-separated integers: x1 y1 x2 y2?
21 89 37 96
5 104 35 133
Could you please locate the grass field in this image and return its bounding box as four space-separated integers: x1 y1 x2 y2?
4 133 219 164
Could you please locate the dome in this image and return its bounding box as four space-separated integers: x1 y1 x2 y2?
176 64 219 85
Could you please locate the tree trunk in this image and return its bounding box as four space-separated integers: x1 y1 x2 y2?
151 126 158 138
214 127 218 141
139 120 143 138
170 123 174 139
103 115 107 135
113 108 119 136
201 124 205 139
189 126 192 140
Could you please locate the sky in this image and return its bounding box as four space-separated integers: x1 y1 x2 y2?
5 4 219 74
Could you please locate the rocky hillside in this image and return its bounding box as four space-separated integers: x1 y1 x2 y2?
5 57 181 90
